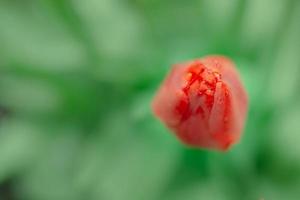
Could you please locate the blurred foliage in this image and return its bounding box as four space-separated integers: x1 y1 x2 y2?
1 0 300 200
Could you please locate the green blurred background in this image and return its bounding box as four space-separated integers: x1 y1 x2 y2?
1 0 300 199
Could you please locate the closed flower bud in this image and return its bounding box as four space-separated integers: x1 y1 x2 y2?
152 56 248 151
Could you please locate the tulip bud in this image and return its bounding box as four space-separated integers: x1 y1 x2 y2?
152 56 248 151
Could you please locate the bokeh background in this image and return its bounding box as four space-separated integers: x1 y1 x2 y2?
1 0 300 199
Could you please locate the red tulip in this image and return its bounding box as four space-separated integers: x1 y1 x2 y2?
152 56 248 151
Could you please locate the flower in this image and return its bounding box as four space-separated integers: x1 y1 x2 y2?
152 56 248 151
